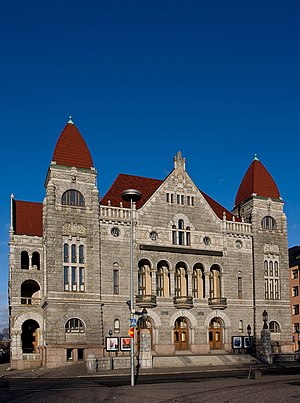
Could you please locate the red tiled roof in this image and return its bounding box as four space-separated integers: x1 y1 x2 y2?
101 174 163 209
14 200 43 237
201 191 236 221
101 173 232 219
52 122 93 169
235 158 280 206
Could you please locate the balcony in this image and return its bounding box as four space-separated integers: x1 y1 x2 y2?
208 297 227 310
21 297 41 306
173 296 193 309
136 294 157 308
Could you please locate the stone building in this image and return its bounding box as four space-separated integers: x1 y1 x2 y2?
8 119 292 369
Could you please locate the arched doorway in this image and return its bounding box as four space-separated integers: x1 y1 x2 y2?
174 317 189 350
21 319 40 353
209 317 223 350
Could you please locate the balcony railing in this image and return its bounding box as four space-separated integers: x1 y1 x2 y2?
208 297 227 310
173 296 193 309
136 294 157 308
21 297 41 306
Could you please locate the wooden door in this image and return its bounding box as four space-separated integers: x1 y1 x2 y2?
174 317 188 350
209 318 223 350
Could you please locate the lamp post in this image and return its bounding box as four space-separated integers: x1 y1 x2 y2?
247 324 252 353
108 329 113 370
121 189 142 387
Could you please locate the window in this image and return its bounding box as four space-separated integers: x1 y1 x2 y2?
238 320 243 333
209 265 221 300
113 269 119 294
32 252 40 269
63 238 85 292
62 189 85 207
293 323 299 333
192 264 205 299
238 277 242 299
269 321 280 333
261 216 276 230
293 286 299 297
264 259 280 300
156 261 170 297
174 263 188 298
65 318 85 333
292 269 299 279
114 319 120 333
293 305 299 315
172 220 191 246
21 251 29 270
138 260 152 296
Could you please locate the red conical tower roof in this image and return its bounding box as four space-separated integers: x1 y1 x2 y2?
235 156 280 206
52 118 93 169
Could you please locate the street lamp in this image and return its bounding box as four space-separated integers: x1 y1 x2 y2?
121 188 142 387
262 310 268 330
108 329 113 370
247 324 251 336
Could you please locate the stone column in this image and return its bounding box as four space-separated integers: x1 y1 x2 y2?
260 328 272 364
139 328 152 368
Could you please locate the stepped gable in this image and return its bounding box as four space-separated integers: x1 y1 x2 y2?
14 200 43 237
101 173 232 219
235 157 280 206
101 173 163 209
52 119 93 169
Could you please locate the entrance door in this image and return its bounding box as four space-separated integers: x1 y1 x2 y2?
174 317 188 350
209 318 223 350
21 319 39 353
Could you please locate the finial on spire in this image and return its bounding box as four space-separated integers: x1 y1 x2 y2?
254 154 259 161
174 150 186 170
68 116 74 124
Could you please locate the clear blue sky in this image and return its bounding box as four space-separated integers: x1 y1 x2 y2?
0 0 299 330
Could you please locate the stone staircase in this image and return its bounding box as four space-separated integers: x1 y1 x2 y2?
152 353 258 368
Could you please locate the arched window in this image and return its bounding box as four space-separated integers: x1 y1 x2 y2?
262 216 276 230
32 252 40 269
21 251 29 270
174 262 188 297
114 319 120 333
63 239 85 292
62 190 85 207
156 261 170 297
138 260 152 296
210 265 221 300
192 263 205 299
269 321 280 333
65 318 85 333
172 220 191 246
21 280 40 305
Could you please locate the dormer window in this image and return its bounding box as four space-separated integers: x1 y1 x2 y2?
62 190 85 207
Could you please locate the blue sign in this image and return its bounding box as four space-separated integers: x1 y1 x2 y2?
130 318 137 327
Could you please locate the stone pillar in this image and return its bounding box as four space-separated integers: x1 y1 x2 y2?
139 328 152 368
204 271 210 298
260 328 272 364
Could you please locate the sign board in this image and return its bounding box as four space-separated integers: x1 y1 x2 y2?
128 327 134 339
130 318 137 327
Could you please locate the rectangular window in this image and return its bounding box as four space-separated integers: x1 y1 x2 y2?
64 266 69 290
191 196 194 206
72 266 76 289
187 196 190 205
238 277 242 299
177 194 180 204
293 286 299 297
71 244 77 263
66 348 73 361
264 279 269 299
294 323 300 333
293 305 299 315
113 270 119 294
166 193 169 203
181 195 184 204
79 267 84 290
292 270 299 279
170 193 174 203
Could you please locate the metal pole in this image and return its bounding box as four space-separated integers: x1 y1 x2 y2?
121 189 142 387
130 198 135 387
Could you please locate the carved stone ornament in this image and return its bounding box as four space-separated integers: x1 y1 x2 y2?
62 222 86 236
